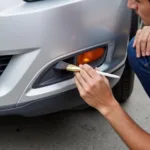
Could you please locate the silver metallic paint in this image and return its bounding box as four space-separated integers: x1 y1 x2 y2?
0 0 131 107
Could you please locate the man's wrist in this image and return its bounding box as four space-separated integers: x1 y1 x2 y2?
97 98 120 117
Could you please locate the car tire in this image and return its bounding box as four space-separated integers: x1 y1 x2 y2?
112 60 135 103
112 11 138 103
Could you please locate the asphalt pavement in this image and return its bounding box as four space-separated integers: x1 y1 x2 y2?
0 77 150 150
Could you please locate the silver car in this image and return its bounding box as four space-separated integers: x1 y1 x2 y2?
0 0 138 116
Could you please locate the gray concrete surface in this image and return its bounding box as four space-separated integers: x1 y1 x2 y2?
0 77 150 150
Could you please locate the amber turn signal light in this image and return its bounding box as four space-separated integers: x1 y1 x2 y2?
77 48 105 65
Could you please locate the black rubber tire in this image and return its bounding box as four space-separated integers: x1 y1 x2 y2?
112 11 138 103
112 61 135 103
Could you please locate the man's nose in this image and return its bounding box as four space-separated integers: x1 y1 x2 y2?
127 0 137 10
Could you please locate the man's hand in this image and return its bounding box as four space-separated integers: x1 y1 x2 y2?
74 64 118 115
133 26 150 57
75 64 150 150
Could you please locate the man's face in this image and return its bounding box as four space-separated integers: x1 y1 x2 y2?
127 0 150 25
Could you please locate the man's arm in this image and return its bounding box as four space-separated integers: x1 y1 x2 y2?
102 100 150 150
75 64 150 150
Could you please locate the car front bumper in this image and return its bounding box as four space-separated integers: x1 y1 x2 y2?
0 65 124 117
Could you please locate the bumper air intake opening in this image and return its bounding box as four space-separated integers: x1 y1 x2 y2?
33 57 75 88
0 55 12 76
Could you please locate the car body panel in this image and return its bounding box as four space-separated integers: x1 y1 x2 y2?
0 0 131 115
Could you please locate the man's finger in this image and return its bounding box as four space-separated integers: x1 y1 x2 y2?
134 29 142 57
133 39 136 48
79 65 92 84
74 77 84 95
146 34 150 55
136 34 142 58
141 28 150 56
75 72 87 88
133 29 141 48
82 64 99 78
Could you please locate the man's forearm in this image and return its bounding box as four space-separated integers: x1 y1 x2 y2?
99 100 150 150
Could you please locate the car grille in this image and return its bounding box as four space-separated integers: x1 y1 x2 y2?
0 56 12 76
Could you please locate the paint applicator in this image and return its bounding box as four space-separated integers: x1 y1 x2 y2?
54 61 120 79
55 61 81 72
